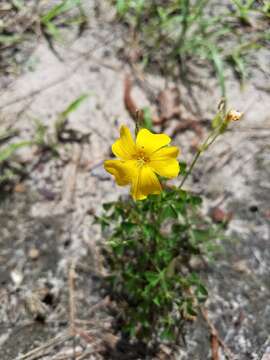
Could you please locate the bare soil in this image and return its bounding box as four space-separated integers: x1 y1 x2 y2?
0 1 269 359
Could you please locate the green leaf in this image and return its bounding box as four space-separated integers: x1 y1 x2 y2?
102 202 114 211
211 111 223 129
160 327 175 341
61 94 89 118
41 0 81 24
0 141 32 163
189 194 202 206
116 0 130 15
0 169 16 184
33 119 47 146
208 44 226 97
161 204 178 220
179 161 187 176
145 272 161 287
195 283 208 302
166 256 179 278
188 272 200 284
142 224 156 238
229 52 247 82
183 300 197 317
178 189 188 201
122 221 137 234
153 297 160 306
142 107 153 131
0 35 22 45
12 0 24 10
55 94 89 135
44 22 60 38
190 229 210 244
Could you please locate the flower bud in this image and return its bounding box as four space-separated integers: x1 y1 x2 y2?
225 110 243 122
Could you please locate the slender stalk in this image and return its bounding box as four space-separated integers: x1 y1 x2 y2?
179 148 202 189
179 126 222 189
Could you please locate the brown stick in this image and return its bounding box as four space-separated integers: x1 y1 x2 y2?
201 307 236 360
124 75 139 121
211 333 220 360
68 260 77 360
124 75 160 125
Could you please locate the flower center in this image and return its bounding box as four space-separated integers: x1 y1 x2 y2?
135 150 149 167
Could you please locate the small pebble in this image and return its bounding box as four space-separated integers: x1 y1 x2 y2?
14 183 26 193
10 269 24 286
28 248 40 260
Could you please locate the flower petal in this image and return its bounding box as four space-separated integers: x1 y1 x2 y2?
131 166 162 200
150 146 180 178
136 128 171 155
151 146 180 160
112 125 136 160
104 159 137 186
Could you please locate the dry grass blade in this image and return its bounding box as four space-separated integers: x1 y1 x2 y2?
68 259 76 337
15 331 72 360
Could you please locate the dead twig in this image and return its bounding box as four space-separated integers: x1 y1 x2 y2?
55 143 82 213
68 260 77 360
201 307 236 360
124 75 160 125
156 87 181 125
124 75 139 121
211 332 220 360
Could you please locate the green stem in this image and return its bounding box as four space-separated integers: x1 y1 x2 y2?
179 127 221 189
179 148 201 189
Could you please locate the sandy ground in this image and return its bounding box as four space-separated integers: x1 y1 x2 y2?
0 2 270 359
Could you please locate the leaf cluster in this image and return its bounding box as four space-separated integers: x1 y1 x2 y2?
98 188 222 342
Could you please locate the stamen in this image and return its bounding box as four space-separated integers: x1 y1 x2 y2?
135 149 149 167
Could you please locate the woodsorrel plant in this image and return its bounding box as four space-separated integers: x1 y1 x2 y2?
98 103 243 342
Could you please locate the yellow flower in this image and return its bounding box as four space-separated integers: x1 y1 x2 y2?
104 125 180 200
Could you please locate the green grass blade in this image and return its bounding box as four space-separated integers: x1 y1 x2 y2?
61 94 89 118
44 22 61 38
55 94 89 135
116 0 130 15
0 34 22 46
11 0 24 10
0 141 32 163
208 44 226 97
41 0 81 24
